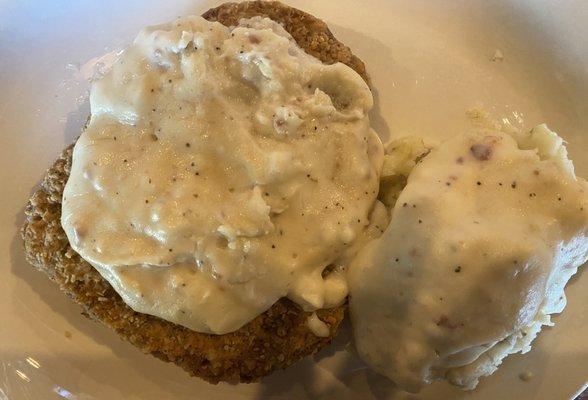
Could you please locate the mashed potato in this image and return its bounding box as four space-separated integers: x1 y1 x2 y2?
350 124 588 392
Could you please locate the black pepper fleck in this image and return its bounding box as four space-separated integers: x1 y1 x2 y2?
511 182 517 189
454 266 462 273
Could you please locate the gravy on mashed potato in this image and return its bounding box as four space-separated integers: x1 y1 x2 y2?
349 125 588 391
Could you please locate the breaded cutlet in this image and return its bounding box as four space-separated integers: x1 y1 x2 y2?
21 1 369 384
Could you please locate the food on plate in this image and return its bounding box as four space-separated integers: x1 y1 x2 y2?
377 136 432 209
62 12 383 336
349 124 588 392
20 0 588 391
22 0 383 383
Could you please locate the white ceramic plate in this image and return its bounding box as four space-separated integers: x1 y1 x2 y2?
1 1 587 399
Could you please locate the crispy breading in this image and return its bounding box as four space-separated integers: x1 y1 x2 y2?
21 1 369 383
202 1 368 83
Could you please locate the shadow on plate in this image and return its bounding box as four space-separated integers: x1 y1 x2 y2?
327 23 394 143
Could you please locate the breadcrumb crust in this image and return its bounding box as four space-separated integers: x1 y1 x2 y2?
21 1 369 384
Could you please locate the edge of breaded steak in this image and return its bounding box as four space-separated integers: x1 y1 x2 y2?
21 1 369 384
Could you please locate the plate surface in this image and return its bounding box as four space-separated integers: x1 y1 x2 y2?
1 0 587 399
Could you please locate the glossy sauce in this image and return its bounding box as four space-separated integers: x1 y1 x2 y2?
349 125 588 391
61 16 384 334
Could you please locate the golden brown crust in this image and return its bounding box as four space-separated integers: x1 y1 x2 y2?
202 1 368 83
22 144 345 384
21 0 368 384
